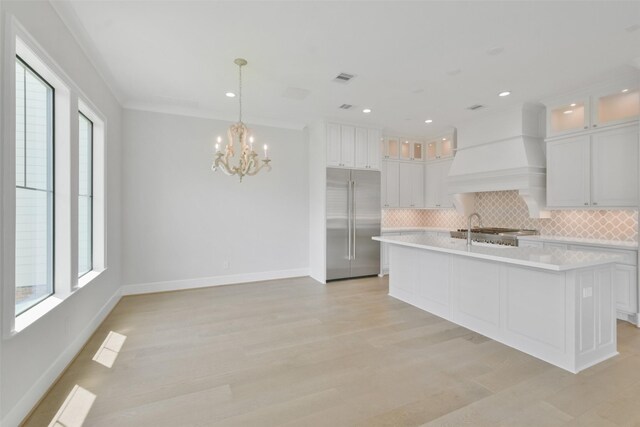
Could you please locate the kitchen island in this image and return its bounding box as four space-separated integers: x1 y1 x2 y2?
373 234 623 373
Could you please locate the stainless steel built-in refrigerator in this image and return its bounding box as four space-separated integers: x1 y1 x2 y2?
326 168 381 281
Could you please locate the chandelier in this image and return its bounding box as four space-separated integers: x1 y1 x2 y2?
212 58 271 182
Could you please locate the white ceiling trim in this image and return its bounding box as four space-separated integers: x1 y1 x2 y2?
123 102 306 131
49 0 126 105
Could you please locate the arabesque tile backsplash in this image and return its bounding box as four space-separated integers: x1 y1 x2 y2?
382 191 638 241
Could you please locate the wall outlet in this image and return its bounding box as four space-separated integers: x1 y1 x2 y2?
223 260 230 270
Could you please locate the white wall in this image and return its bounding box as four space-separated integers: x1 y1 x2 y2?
307 122 326 283
121 109 309 292
0 1 122 425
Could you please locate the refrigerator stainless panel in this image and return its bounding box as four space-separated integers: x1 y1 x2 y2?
326 168 351 281
350 169 381 277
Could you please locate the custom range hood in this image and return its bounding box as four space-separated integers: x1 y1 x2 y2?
447 103 550 218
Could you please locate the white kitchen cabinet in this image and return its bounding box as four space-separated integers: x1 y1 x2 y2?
326 123 354 167
354 127 381 169
328 123 381 169
547 125 639 208
544 79 639 138
424 159 453 209
326 123 342 167
367 129 381 170
354 127 368 169
340 125 355 167
383 137 400 160
399 162 424 208
381 161 399 208
591 126 639 207
397 140 425 161
546 135 591 207
426 138 454 161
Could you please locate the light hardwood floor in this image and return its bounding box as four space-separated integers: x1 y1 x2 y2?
23 276 640 426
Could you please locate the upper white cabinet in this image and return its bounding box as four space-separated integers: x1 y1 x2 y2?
424 159 454 208
426 131 456 161
399 162 424 208
545 78 640 138
399 140 425 161
382 137 400 160
547 125 639 208
381 161 400 208
384 138 425 161
327 123 381 169
355 127 381 169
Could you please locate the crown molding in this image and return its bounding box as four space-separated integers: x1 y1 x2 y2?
123 101 306 131
49 0 126 105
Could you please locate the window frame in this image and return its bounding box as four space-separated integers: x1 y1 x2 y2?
14 55 56 317
2 19 109 336
77 111 93 279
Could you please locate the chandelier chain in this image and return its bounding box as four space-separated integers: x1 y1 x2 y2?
238 61 243 123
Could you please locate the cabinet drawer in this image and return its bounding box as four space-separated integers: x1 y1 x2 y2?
568 244 637 266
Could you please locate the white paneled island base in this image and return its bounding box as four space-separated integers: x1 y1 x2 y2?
374 235 623 373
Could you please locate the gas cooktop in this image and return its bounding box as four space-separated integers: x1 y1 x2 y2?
450 228 538 246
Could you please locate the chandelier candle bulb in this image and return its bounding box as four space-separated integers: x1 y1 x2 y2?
264 144 268 158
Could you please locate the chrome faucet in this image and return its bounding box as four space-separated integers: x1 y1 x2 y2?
467 213 484 247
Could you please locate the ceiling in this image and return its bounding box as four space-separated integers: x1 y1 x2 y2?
53 1 640 137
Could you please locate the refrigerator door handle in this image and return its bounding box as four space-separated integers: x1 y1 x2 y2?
352 180 356 260
347 179 352 260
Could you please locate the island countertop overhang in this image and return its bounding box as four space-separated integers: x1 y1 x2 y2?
373 234 623 272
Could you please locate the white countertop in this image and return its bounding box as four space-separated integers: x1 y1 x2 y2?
518 235 638 250
381 227 451 233
373 234 623 271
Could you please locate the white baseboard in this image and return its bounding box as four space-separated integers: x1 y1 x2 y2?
121 268 310 296
3 287 122 427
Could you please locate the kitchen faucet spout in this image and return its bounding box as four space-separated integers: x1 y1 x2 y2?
467 213 483 247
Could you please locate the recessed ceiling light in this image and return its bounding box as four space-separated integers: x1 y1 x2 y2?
424 119 433 124
225 92 236 98
442 138 447 141
362 108 372 114
622 89 629 93
570 103 577 107
498 91 511 97
563 110 573 115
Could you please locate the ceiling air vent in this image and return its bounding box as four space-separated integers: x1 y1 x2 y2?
339 104 353 110
334 73 355 83
467 104 486 111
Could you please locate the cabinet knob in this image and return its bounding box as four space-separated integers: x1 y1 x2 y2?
593 124 598 128
584 202 589 205
584 126 588 129
593 202 598 205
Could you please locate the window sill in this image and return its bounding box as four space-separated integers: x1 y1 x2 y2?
78 269 104 289
15 296 64 333
12 268 106 335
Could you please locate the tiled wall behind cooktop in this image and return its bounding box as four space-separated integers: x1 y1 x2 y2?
382 190 638 241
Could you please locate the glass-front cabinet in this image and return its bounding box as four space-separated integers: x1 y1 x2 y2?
593 87 640 128
545 79 640 138
548 98 590 137
426 133 455 161
383 137 399 159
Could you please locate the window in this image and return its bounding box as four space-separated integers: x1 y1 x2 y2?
78 113 93 277
15 56 55 316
